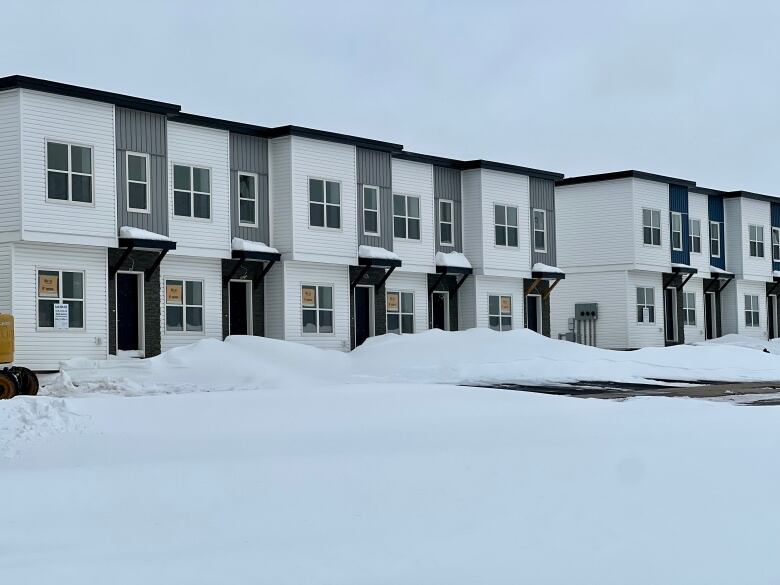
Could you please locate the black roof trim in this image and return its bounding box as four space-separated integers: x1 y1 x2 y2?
435 264 473 275
532 270 566 280
394 151 563 180
724 190 780 204
268 125 403 153
671 265 697 275
118 237 177 251
357 256 403 268
0 75 181 115
556 170 696 188
231 249 281 262
690 186 726 196
171 112 272 137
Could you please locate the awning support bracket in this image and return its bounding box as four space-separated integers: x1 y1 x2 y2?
428 270 448 295
542 277 563 300
375 266 396 292
253 260 276 289
224 257 248 285
525 277 542 296
144 249 170 280
768 281 780 297
109 245 135 279
350 264 372 289
680 272 695 289
453 273 470 294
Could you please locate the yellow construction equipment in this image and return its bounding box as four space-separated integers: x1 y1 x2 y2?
0 314 39 399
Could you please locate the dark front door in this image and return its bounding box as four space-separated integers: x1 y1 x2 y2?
664 288 678 343
117 272 140 351
432 292 448 330
526 295 540 333
354 286 371 347
229 281 250 335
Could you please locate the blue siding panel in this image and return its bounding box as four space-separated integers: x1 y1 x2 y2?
708 195 726 269
669 185 690 265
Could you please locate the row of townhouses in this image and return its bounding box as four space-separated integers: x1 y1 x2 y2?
0 76 778 370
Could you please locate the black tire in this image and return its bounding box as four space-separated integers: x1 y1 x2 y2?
0 371 18 400
14 367 39 396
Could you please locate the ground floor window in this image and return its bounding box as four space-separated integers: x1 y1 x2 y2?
302 285 334 333
745 294 760 327
488 295 512 331
165 280 203 332
636 287 655 323
387 291 414 334
37 269 84 329
682 291 696 326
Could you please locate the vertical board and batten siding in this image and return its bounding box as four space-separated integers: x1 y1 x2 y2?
626 270 665 348
460 169 484 272
687 192 710 276
356 148 393 251
19 89 117 247
529 177 556 267
708 195 726 270
230 133 270 244
480 169 531 278
669 184 690 266
433 166 463 252
771 202 780 272
738 197 772 281
269 136 293 255
384 271 429 334
159 255 222 353
115 108 168 235
167 121 231 258
0 89 21 238
12 242 108 370
0 243 11 313
633 179 671 271
290 136 357 264
391 158 435 272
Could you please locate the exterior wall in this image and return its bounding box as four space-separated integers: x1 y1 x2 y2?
626 270 665 348
20 89 116 247
230 133 269 244
115 108 168 235
687 191 710 276
722 279 768 338
433 166 462 252
0 243 11 313
384 271 429 334
269 136 292 255
391 158 435 272
221 259 266 338
12 241 109 370
356 148 393 250
633 179 671 271
0 89 21 239
166 121 231 258
723 198 743 276
460 169 484 272
480 169 531 278
159 255 222 353
467 275 525 330
529 177 556 267
457 276 477 330
682 277 706 343
738 197 772 281
290 136 357 264
263 258 285 340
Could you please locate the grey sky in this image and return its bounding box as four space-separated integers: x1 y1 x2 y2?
3 0 780 192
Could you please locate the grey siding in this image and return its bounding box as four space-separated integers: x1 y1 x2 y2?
433 166 463 252
115 108 168 235
356 148 393 251
530 177 557 266
230 133 270 243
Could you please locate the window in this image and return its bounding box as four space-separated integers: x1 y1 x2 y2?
683 291 696 326
126 152 149 212
532 209 547 252
309 179 341 229
749 224 764 257
745 294 760 327
494 204 519 247
46 141 93 203
165 280 203 332
386 291 414 334
689 219 701 254
301 285 334 333
393 194 421 239
710 221 721 258
642 209 661 246
488 295 512 331
37 270 84 329
439 200 454 245
363 185 380 236
173 165 211 219
773 228 780 262
670 212 683 251
636 287 655 323
238 172 258 227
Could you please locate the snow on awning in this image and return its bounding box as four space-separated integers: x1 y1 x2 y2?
113 226 177 279
357 245 402 268
231 238 281 262
709 266 734 280
435 251 472 275
670 262 697 274
531 262 565 279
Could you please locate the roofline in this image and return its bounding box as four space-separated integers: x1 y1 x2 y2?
556 170 696 188
724 190 780 203
689 186 726 197
0 74 181 115
394 151 563 180
170 112 272 137
268 125 403 153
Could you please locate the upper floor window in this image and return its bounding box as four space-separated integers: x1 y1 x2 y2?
301 285 334 333
494 204 518 247
636 286 655 323
127 152 149 212
532 209 546 252
670 212 683 251
46 141 93 204
683 291 696 326
439 200 454 245
309 178 341 229
710 221 721 258
488 295 512 331
689 218 701 254
749 224 764 257
386 291 414 334
363 185 380 236
642 208 661 246
165 280 203 332
173 164 211 219
37 269 84 329
745 294 760 327
773 228 780 262
238 172 258 227
393 194 420 239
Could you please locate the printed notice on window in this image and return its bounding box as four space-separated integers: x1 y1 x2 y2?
500 296 511 314
39 274 59 297
302 287 316 307
166 284 183 304
643 307 650 322
53 303 69 330
386 292 399 312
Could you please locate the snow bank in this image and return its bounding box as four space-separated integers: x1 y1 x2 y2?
231 237 279 254
0 396 82 457
435 251 471 269
532 262 563 274
119 226 172 241
358 245 401 261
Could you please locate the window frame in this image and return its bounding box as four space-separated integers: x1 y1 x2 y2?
172 163 212 220
488 294 513 331
636 286 656 324
745 294 760 327
439 199 454 246
749 224 765 258
670 212 683 251
773 227 780 263
682 291 696 326
641 208 661 246
386 290 415 335
126 151 150 213
532 208 547 253
710 221 722 258
494 203 519 248
308 178 342 230
689 218 701 254
301 284 335 335
45 139 95 206
164 278 205 334
36 268 86 331
362 185 381 237
393 193 422 240
237 171 259 228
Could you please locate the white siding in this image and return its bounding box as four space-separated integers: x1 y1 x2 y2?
720 279 738 336
269 137 292 255
159 255 222 353
391 158 435 273
724 198 743 277
460 169 484 272
263 261 285 340
687 192 710 277
457 276 477 330
12 242 108 370
626 270 665 348
19 89 116 247
0 89 21 239
384 271 429 334
465 275 525 330
682 277 706 343
632 179 670 272
480 169 531 278
167 121 231 258
283 261 350 351
739 198 772 281
290 137 357 264
732 279 768 338
0 243 11 313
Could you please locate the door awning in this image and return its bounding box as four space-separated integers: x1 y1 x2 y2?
111 236 177 279
352 246 402 290
225 249 282 287
527 263 566 299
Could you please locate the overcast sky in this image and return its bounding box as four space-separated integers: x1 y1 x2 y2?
3 0 779 192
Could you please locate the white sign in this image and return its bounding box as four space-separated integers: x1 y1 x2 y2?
642 307 650 323
54 303 69 330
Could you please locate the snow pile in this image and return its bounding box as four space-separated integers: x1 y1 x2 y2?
435 251 472 269
532 262 564 274
231 237 279 254
358 245 401 262
695 334 780 354
0 396 82 457
119 226 172 241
